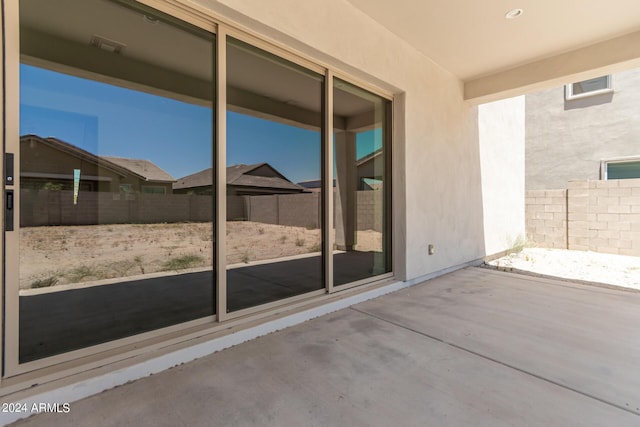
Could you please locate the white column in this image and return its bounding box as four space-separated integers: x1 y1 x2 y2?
334 131 357 251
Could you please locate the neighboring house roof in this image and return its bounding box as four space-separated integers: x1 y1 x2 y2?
229 163 303 191
297 179 336 189
102 156 175 183
21 134 133 179
363 181 383 191
356 148 382 167
174 167 213 190
20 134 174 183
296 151 383 191
174 163 304 191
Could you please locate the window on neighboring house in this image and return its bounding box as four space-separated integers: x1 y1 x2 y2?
119 184 132 193
565 75 612 100
602 158 640 180
141 185 167 195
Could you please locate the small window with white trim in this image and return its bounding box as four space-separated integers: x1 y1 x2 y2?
601 158 640 180
565 75 612 100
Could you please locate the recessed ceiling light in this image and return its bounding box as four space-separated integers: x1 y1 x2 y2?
505 8 524 19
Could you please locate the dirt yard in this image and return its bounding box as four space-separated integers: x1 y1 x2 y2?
19 222 382 290
488 247 640 291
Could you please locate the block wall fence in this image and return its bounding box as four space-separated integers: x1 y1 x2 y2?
20 190 383 232
526 178 640 256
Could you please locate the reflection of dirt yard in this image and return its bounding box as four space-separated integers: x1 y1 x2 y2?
20 222 381 290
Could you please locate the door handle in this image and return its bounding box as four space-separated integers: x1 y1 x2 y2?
5 189 13 231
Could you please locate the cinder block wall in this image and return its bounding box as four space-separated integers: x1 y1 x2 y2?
526 179 640 256
525 189 567 248
568 179 640 255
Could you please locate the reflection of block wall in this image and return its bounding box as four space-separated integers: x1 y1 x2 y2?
20 190 214 226
525 189 567 248
20 190 385 232
227 196 246 221
244 191 382 231
356 191 383 232
245 193 320 229
525 179 640 256
247 195 278 225
278 193 321 229
138 194 190 223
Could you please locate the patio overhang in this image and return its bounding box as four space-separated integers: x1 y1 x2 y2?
464 30 640 103
343 0 640 103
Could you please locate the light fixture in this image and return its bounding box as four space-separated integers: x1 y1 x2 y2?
143 15 160 24
505 8 524 19
89 35 126 54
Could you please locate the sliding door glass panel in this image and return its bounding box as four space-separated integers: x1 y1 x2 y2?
18 0 215 362
333 78 391 286
226 37 324 312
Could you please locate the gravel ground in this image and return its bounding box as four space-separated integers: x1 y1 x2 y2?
20 222 381 290
487 247 640 291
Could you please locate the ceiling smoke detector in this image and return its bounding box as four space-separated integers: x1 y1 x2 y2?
89 35 126 54
505 8 524 19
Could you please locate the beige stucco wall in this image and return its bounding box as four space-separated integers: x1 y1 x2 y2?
526 67 640 190
478 96 525 256
198 0 486 279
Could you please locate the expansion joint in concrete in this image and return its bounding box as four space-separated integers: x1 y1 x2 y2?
349 306 640 417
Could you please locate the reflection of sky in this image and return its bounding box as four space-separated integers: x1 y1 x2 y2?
20 64 381 184
227 112 320 183
356 129 383 160
20 64 212 180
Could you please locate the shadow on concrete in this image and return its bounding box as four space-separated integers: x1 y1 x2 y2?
19 251 379 363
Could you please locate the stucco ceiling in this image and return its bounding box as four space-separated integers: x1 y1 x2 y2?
21 0 369 127
345 0 640 81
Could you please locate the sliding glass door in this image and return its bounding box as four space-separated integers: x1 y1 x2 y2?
333 78 392 286
225 37 325 313
3 0 392 374
14 0 216 364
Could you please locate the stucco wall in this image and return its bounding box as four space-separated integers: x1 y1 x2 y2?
526 68 640 190
198 0 486 280
479 96 525 256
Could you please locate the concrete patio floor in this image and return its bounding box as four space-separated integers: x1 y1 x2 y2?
10 267 640 426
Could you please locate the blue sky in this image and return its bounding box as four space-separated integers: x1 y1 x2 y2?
20 64 381 184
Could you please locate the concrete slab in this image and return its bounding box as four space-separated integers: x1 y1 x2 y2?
355 267 640 415
8 267 640 426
